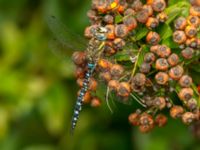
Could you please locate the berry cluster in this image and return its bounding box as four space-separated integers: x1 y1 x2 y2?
72 0 200 133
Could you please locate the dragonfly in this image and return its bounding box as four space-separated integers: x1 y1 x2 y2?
46 16 108 134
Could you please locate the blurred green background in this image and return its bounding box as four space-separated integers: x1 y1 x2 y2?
0 0 200 150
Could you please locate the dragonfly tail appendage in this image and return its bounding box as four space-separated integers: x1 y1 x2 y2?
70 63 96 134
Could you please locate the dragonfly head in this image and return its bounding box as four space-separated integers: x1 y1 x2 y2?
94 26 108 41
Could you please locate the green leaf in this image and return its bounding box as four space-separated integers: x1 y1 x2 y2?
162 37 179 49
158 23 173 40
137 45 149 67
115 14 123 24
135 27 149 41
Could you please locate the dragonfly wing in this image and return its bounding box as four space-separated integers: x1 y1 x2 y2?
46 16 87 54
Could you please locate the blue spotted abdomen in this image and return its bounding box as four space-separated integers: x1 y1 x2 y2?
70 63 96 134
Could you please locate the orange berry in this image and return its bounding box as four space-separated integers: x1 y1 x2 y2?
156 45 171 58
155 72 169 85
117 1 128 13
113 38 126 50
115 24 128 38
153 97 166 110
75 67 86 78
169 65 184 80
156 12 168 22
106 25 115 40
88 78 98 91
123 16 138 31
144 52 156 64
131 0 143 11
131 73 146 87
170 105 184 119
181 47 194 59
173 30 187 44
108 80 120 91
186 38 198 48
185 25 197 38
167 53 179 67
103 14 114 24
77 90 91 104
146 31 160 45
99 72 111 82
182 112 196 125
190 6 200 17
136 9 149 23
155 58 169 71
110 64 124 79
155 114 168 127
150 45 160 53
94 0 108 13
174 17 187 30
124 8 136 16
87 9 97 21
179 75 193 88
91 97 101 107
190 0 200 6
98 59 112 71
187 98 198 110
143 4 154 16
139 113 154 133
187 15 200 27
76 78 84 87
140 63 151 74
178 88 194 101
117 82 131 97
128 112 140 126
72 51 87 66
146 17 159 29
152 0 166 12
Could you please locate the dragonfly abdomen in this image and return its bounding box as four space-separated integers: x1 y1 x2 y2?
70 63 96 134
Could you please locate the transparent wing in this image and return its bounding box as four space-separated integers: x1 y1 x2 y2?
46 16 87 58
